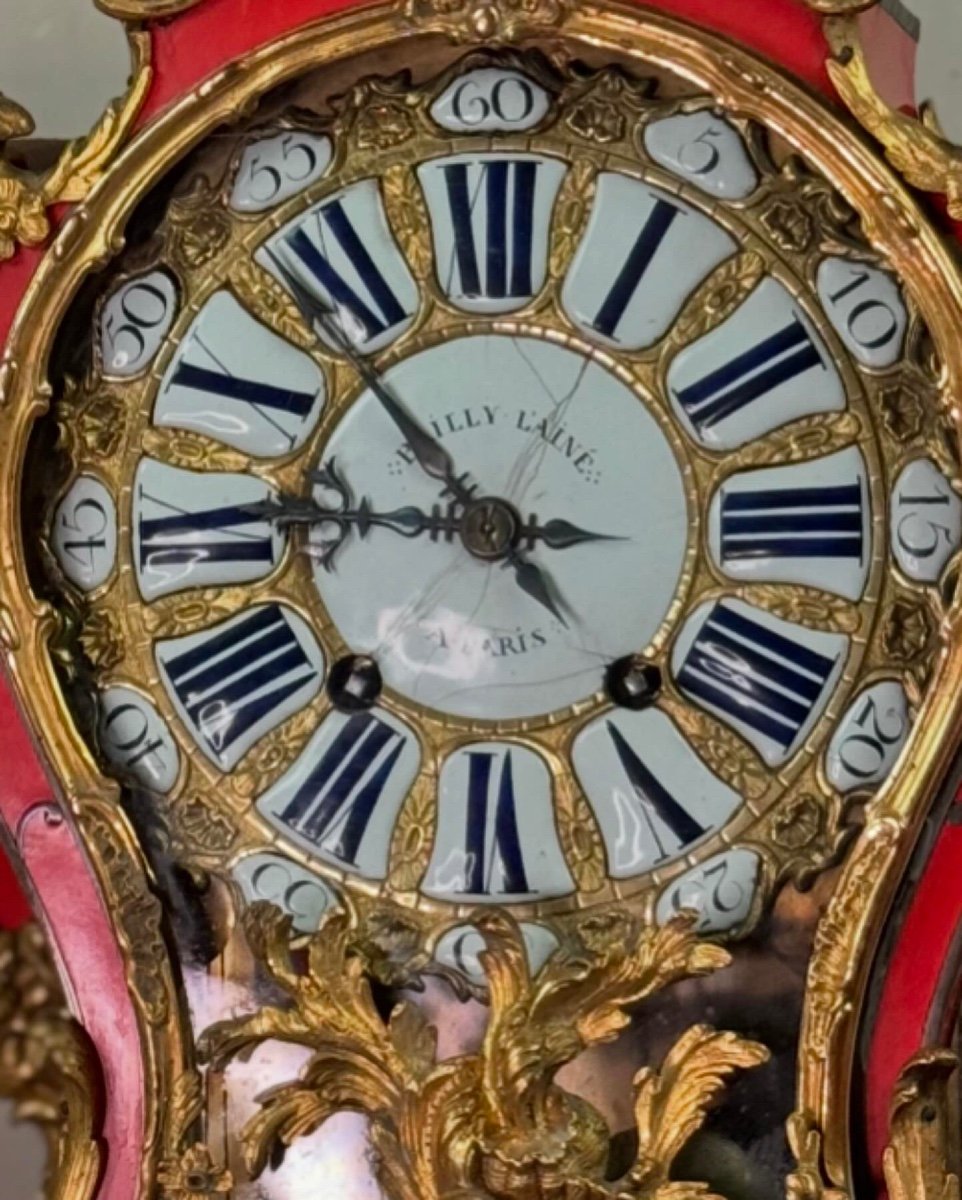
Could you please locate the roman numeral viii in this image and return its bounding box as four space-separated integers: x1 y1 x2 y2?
676 603 837 752
159 606 318 767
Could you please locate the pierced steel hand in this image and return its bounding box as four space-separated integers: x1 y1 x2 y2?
249 462 621 575
267 248 578 627
267 251 473 503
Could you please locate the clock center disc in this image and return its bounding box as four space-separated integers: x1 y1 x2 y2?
460 497 521 561
311 332 693 721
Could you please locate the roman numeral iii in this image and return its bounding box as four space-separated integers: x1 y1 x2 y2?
720 482 864 562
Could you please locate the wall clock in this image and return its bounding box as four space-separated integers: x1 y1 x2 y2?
2 1 962 1198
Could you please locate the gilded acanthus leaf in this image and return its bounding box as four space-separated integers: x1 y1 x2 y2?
631 1025 770 1191
166 176 232 269
661 253 765 358
883 1050 960 1200
383 163 434 279
228 258 317 352
663 698 768 799
735 584 860 634
556 784 607 894
168 1069 205 1150
0 176 50 261
79 608 124 671
199 903 764 1200
786 1113 849 1200
140 590 243 640
141 427 250 474
0 92 34 141
388 783 436 892
736 411 862 469
825 24 962 219
550 160 596 277
403 0 576 43
0 923 100 1200
43 32 153 205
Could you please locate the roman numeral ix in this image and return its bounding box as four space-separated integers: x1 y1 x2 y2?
138 491 274 574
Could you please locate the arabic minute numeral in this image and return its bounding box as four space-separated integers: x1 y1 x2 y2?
453 77 536 126
244 134 321 204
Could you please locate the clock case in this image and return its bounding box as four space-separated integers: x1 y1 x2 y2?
1 2 962 1199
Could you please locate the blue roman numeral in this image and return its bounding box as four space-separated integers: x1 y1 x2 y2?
138 493 274 574
277 713 404 867
721 482 864 561
674 316 823 433
160 606 317 761
284 200 409 342
462 750 531 895
591 197 682 340
169 362 317 419
606 721 706 859
676 603 836 750
442 159 539 300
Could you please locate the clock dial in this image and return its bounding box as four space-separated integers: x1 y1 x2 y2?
32 41 956 956
312 332 690 719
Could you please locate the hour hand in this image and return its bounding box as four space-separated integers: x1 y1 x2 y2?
245 464 464 571
518 517 625 552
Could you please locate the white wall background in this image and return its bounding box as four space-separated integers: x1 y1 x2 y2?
0 0 129 139
2 0 962 140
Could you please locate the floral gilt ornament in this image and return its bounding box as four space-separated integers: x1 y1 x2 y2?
200 903 767 1200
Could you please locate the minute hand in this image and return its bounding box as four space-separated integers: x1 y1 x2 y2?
267 250 571 627
267 253 470 502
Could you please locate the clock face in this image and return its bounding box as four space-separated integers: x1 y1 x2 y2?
31 41 959 962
